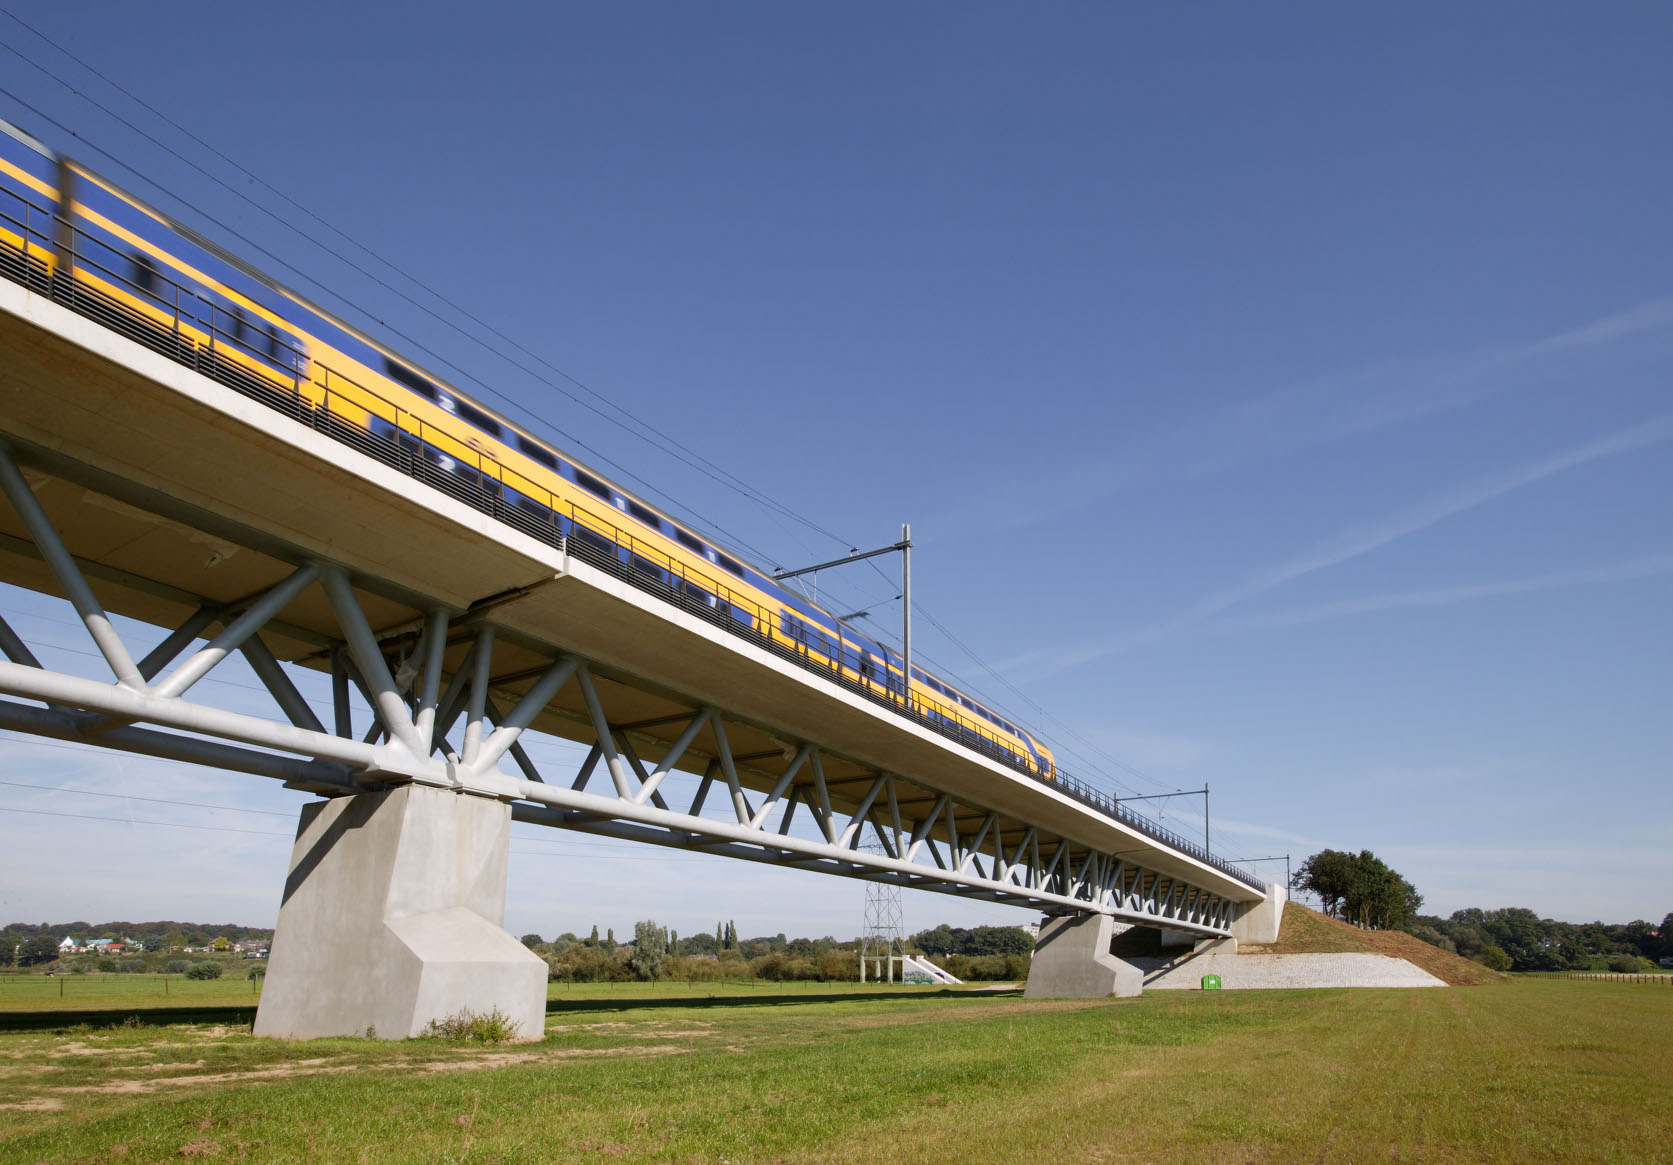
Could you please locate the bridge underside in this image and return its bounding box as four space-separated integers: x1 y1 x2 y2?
0 283 1268 1030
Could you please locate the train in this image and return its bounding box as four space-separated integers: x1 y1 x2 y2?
0 114 1057 780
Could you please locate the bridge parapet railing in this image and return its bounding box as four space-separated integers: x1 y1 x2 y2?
0 196 1264 893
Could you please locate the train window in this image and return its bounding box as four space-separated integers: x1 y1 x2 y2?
132 251 158 296
516 436 559 470
383 358 441 402
626 501 662 529
571 525 615 555
573 470 612 501
717 553 744 577
453 399 502 438
674 528 705 555
515 494 550 520
261 320 282 360
680 579 715 606
629 554 665 581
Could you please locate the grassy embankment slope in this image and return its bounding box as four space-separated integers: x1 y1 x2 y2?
1 974 1668 1161
1240 902 1508 986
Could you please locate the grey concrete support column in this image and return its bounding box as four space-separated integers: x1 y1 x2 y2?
1024 913 1143 998
254 784 548 1041
1230 882 1288 945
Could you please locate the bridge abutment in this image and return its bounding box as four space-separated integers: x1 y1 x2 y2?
1024 913 1144 998
253 783 548 1041
1230 882 1288 945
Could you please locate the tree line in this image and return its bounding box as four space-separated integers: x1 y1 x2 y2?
1290 849 1670 973
0 920 273 970
1404 908 1672 973
519 920 1038 983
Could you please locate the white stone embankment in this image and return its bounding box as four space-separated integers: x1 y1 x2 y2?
1135 951 1445 990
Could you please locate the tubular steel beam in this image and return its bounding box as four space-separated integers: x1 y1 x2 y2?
0 471 1240 935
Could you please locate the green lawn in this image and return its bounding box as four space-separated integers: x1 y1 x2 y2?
0 976 1666 1162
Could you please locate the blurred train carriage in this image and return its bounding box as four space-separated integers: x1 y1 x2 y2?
0 114 1060 783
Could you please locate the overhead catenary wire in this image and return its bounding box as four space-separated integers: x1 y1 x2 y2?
0 803 730 862
0 75 788 568
0 12 850 559
0 32 1182 816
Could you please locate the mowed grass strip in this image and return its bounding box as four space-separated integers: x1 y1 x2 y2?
0 979 1666 1162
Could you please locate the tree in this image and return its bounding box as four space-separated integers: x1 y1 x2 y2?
1292 849 1421 929
1291 850 1359 918
0 939 13 968
606 927 615 948
19 934 58 967
587 925 599 948
628 920 667 981
913 924 955 956
725 921 737 949
519 933 544 950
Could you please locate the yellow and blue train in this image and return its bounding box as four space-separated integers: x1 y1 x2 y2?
0 115 1057 781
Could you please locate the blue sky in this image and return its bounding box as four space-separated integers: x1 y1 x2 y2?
0 2 1667 937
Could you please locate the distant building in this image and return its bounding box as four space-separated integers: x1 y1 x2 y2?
57 937 79 953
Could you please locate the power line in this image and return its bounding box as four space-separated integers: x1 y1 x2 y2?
0 78 783 568
906 600 1168 796
0 778 294 817
0 803 292 837
0 29 1176 811
0 12 852 556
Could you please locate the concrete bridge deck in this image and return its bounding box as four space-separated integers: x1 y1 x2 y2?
0 278 1260 907
0 270 1282 1033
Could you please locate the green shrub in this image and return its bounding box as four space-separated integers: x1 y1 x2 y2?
185 961 222 980
1477 945 1513 972
818 950 859 981
942 953 1030 981
750 953 821 981
422 1007 521 1045
665 955 725 982
546 943 623 982
165 959 191 975
1608 952 1641 973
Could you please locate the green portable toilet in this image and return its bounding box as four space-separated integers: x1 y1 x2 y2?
1201 974 1222 990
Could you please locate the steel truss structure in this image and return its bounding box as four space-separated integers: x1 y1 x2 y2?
0 442 1238 936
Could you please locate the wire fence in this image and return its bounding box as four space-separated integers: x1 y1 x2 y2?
0 201 1264 891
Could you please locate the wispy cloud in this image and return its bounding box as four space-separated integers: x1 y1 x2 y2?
1209 817 1327 851
938 298 1673 541
1010 410 1673 680
1216 553 1673 633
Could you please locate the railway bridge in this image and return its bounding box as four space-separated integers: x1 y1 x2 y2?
0 266 1283 1040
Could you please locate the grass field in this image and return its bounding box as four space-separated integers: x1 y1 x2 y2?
0 974 1667 1163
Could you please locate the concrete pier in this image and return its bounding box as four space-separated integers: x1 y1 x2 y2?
253 784 548 1041
1024 913 1144 998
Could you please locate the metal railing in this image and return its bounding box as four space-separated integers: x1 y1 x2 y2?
0 194 1264 891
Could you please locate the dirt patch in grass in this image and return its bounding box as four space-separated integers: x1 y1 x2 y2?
47 1040 696 1097
1240 903 1508 985
0 1096 65 1111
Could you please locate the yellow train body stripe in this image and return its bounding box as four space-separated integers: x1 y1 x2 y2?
0 198 1051 773
0 156 54 201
